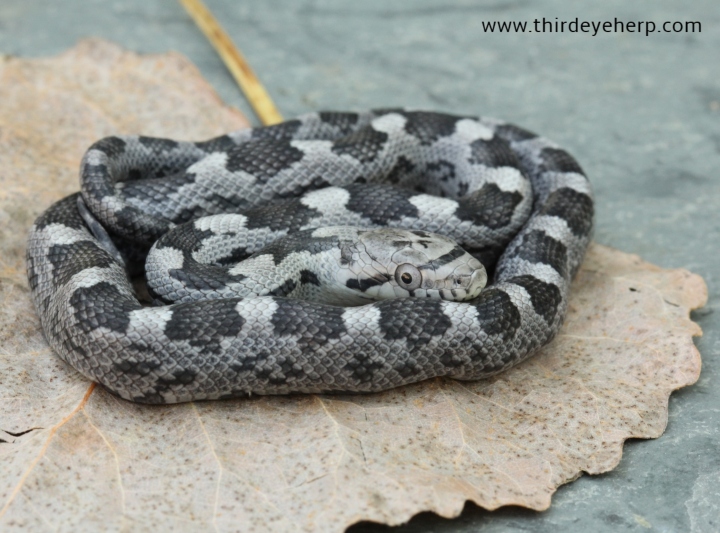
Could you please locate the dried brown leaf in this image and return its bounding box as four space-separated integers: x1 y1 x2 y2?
0 39 706 532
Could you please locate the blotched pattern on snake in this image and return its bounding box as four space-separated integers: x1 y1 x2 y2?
26 110 593 404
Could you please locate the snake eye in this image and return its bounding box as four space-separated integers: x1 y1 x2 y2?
395 264 422 290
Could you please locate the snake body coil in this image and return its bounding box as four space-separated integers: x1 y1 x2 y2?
26 110 593 404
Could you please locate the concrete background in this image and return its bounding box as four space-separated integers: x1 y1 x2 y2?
1 0 718 531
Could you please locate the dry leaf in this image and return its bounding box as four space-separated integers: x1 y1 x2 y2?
0 39 707 532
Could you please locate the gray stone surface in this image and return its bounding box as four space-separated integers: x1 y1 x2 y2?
1 0 717 531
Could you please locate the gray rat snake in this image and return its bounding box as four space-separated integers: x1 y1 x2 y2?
26 110 593 404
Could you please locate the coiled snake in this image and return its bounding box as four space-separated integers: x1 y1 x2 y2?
26 110 593 404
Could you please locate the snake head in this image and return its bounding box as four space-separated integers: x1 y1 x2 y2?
346 228 487 302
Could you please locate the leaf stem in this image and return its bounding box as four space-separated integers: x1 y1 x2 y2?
179 0 284 126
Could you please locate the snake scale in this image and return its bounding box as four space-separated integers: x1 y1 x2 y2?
26 110 593 404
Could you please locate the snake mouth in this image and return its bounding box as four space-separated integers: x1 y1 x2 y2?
435 263 487 301
467 267 487 298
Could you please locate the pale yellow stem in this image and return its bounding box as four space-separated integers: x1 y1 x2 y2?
179 0 284 126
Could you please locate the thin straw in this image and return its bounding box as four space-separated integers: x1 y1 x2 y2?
179 0 284 125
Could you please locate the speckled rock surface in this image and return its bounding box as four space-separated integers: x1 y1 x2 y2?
0 1 717 531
